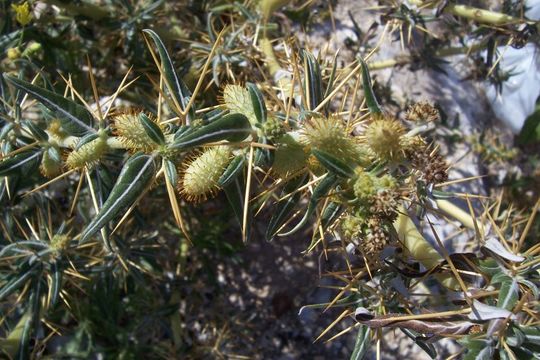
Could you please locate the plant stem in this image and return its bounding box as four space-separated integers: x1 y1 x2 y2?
409 1 530 25
368 41 488 71
41 0 111 21
394 209 460 290
436 199 482 234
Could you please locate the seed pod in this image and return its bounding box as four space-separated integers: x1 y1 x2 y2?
222 84 257 125
66 133 109 170
364 117 406 161
40 146 63 178
353 168 377 203
262 116 286 142
114 111 166 152
409 147 449 184
7 47 21 60
50 234 70 252
405 101 440 123
272 134 309 178
303 116 364 165
360 218 390 257
46 119 68 141
179 146 232 202
369 189 399 221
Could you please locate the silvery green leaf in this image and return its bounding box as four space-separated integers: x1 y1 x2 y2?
323 52 339 113
139 113 165 145
463 342 495 360
483 236 524 262
518 278 539 299
163 158 177 185
302 50 323 110
354 307 373 321
321 201 342 230
4 75 95 136
50 261 63 308
142 29 195 120
0 309 31 359
80 153 156 243
298 294 362 316
16 309 33 360
312 149 354 178
280 173 338 236
400 328 437 359
499 349 511 360
468 299 516 321
506 326 526 347
350 325 371 360
223 176 250 240
498 278 519 311
519 325 540 346
0 263 39 301
0 30 22 53
359 58 382 115
0 150 42 177
171 113 251 150
24 120 48 141
247 82 266 123
266 175 307 241
218 154 245 187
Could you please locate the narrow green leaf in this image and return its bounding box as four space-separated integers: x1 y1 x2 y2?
518 279 539 299
303 50 323 110
47 146 62 163
23 120 48 142
163 158 178 185
247 82 267 123
218 154 245 187
29 275 42 337
359 58 382 115
0 30 22 52
498 278 518 311
254 136 274 167
75 132 100 149
80 153 156 243
17 313 33 360
498 349 511 360
432 189 455 199
143 29 195 120
298 294 362 315
400 328 437 359
323 52 339 110
0 310 31 359
464 343 495 360
0 150 42 177
280 173 338 236
174 125 191 140
0 264 38 301
312 149 354 178
350 325 371 360
266 175 307 241
171 113 251 150
0 241 48 258
321 201 342 229
223 176 250 240
139 113 165 145
521 325 540 345
50 261 62 308
4 74 95 136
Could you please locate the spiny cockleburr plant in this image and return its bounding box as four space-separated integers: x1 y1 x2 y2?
0 26 538 359
247 51 538 358
0 28 264 356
